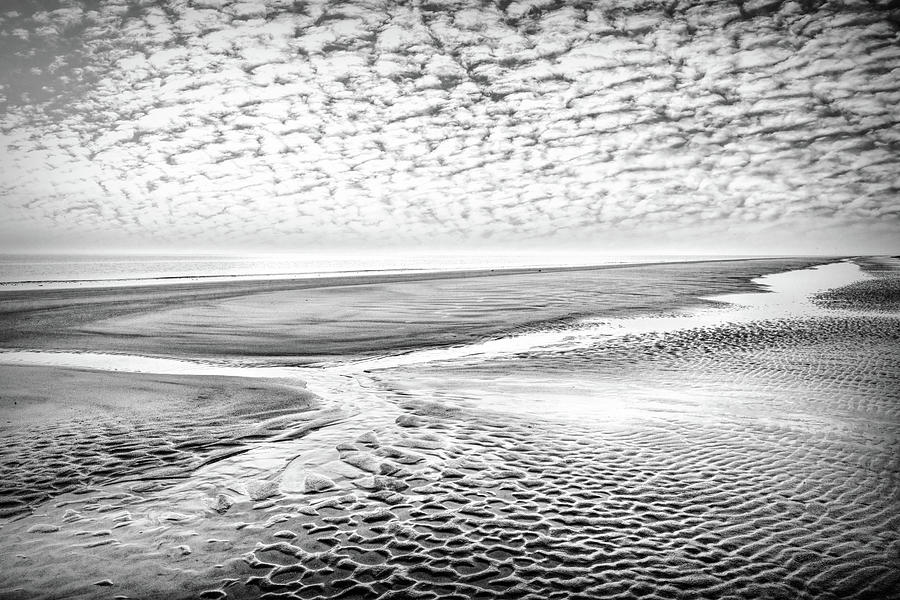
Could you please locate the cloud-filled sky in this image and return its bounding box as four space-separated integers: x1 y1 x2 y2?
0 0 898 255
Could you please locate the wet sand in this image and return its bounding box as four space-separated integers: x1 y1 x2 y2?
0 258 830 361
1 258 898 600
0 367 319 519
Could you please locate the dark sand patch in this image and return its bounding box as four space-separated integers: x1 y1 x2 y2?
0 258 831 361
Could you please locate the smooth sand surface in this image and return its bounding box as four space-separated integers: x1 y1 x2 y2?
0 258 831 361
1 258 898 600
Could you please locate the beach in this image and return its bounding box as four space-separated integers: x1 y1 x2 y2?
0 257 898 599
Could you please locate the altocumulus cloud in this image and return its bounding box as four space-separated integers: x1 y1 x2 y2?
0 0 898 252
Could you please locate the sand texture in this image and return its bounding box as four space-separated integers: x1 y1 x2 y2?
0 258 898 599
814 258 900 313
0 367 319 519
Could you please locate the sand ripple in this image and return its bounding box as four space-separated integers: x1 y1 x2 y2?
221 380 898 600
814 257 900 313
0 371 320 519
3 317 897 599
1 262 898 599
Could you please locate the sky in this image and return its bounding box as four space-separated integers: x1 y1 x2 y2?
0 0 898 256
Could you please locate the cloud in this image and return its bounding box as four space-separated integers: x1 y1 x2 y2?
0 0 898 253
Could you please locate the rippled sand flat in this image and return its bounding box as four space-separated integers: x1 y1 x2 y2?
0 259 898 599
0 367 320 519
